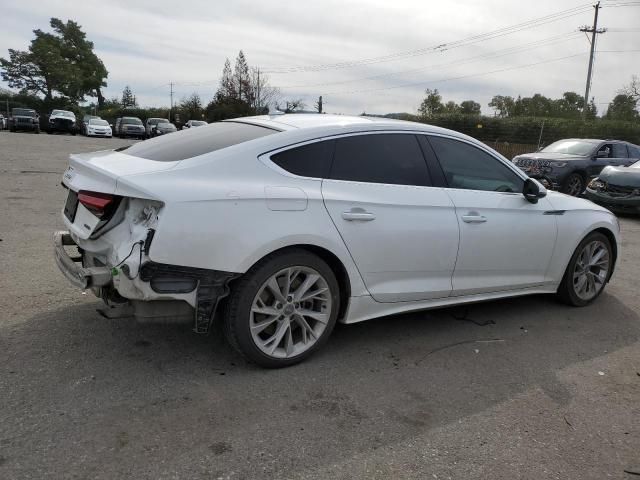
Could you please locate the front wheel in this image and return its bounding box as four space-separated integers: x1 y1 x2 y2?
224 249 340 368
557 232 612 306
561 173 585 196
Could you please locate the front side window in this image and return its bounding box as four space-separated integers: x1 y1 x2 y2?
271 140 335 178
330 134 431 186
611 143 628 158
428 136 524 193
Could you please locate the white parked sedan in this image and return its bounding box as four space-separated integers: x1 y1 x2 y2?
85 118 112 138
55 114 619 367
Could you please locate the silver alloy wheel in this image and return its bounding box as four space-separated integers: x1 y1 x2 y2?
566 175 583 196
572 240 610 301
250 266 332 359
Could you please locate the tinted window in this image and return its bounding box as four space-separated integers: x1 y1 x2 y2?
611 143 628 158
123 121 279 162
429 136 524 193
271 140 334 178
330 134 430 186
13 109 35 117
629 145 640 158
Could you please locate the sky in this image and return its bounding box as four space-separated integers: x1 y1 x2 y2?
0 0 638 116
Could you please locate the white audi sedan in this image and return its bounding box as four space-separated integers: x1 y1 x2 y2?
55 114 619 367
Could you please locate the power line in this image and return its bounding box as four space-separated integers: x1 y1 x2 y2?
319 49 639 97
276 32 583 90
262 3 593 73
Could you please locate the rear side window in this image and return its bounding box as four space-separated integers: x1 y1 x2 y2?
123 121 279 162
629 145 640 158
270 140 335 178
428 136 524 193
330 134 431 186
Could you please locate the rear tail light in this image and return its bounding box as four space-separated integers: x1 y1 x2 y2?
78 191 114 218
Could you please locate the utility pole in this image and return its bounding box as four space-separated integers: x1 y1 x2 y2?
256 68 261 113
315 95 323 114
580 1 606 119
169 82 174 121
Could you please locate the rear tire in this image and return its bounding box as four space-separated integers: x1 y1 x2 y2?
224 249 340 368
557 232 612 306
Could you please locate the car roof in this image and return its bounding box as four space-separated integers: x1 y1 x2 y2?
229 113 474 140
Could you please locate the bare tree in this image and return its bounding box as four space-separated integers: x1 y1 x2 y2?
622 75 639 105
276 98 305 113
249 67 280 113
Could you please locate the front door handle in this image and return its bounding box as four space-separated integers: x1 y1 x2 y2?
461 215 487 223
342 210 376 221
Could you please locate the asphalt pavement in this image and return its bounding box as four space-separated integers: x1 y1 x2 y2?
0 130 639 479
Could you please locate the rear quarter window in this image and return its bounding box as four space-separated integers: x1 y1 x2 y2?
122 121 279 162
270 140 335 178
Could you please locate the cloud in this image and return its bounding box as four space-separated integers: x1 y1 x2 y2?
1 0 638 115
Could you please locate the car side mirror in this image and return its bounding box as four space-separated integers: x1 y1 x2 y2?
596 150 609 158
523 178 546 204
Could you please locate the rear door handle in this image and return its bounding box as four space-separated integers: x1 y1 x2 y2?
461 215 487 223
342 211 376 221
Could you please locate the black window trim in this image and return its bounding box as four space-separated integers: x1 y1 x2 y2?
424 133 529 194
262 130 439 186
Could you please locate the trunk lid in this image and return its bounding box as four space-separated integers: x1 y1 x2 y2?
62 149 178 239
63 149 178 197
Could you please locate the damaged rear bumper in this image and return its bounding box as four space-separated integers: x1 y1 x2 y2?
54 231 112 289
53 230 238 333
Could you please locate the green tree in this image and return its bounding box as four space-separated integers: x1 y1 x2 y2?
120 85 137 108
0 18 107 107
605 94 639 121
488 95 515 117
443 100 460 114
418 88 444 117
460 100 481 115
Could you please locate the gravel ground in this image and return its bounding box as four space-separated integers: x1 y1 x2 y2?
1 130 639 479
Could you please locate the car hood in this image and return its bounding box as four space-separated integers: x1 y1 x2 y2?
514 152 586 161
597 165 640 187
545 190 611 213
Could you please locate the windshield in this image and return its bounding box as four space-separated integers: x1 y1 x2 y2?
191 121 207 126
53 110 75 118
13 108 36 117
123 117 142 125
122 121 279 162
148 118 168 125
89 119 109 126
541 140 597 156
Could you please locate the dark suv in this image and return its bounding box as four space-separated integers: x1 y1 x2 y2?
115 116 145 139
8 108 40 133
513 139 640 196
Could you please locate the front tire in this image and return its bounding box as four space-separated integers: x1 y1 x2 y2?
557 232 612 306
224 249 340 368
561 173 585 196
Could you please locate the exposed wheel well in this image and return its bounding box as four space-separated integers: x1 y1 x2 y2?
243 245 351 321
593 227 618 276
